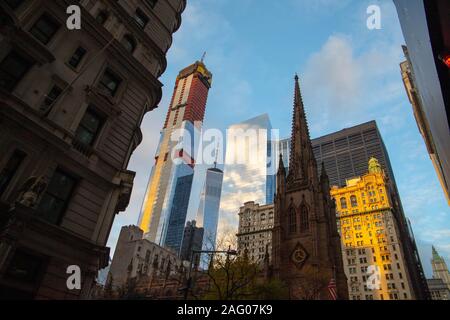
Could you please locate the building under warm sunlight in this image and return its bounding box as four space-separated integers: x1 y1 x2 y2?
331 158 415 300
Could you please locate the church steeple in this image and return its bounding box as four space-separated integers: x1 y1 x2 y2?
288 74 315 182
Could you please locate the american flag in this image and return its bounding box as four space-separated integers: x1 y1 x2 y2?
328 278 337 300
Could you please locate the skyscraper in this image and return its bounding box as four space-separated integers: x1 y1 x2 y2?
276 121 430 299
331 158 415 300
394 0 450 206
138 60 212 251
0 0 186 299
180 220 204 264
196 165 223 268
272 75 348 300
219 114 273 240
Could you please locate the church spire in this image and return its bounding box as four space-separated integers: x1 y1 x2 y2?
288 74 314 182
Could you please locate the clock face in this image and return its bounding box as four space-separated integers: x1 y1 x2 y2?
290 243 309 269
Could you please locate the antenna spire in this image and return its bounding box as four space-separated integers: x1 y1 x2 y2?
201 51 207 63
214 143 219 168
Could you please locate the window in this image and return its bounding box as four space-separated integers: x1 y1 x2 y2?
5 0 25 9
340 197 347 209
98 68 122 96
0 50 33 92
350 195 358 207
134 8 149 28
260 213 266 221
0 150 26 196
6 249 45 285
75 107 104 146
300 205 309 232
30 13 60 45
40 85 63 113
288 207 296 233
96 11 109 25
121 35 137 53
37 169 77 224
68 46 87 68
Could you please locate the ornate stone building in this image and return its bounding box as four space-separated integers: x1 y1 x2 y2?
237 201 274 264
331 158 415 300
0 0 186 299
272 75 348 300
107 225 183 291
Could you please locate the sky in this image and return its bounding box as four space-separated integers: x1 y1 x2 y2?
107 0 450 277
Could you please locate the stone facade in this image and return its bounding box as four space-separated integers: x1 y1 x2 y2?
107 225 183 291
272 75 348 300
237 202 274 264
331 158 415 300
429 245 450 298
0 0 186 299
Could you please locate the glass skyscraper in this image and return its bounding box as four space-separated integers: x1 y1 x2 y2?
138 60 212 250
196 166 224 269
218 114 274 241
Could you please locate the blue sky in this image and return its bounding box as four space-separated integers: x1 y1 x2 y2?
107 0 450 276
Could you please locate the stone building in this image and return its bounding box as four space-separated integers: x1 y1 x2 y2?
272 75 348 300
427 278 450 300
428 245 450 300
0 0 186 299
331 158 415 300
107 225 183 291
237 202 274 264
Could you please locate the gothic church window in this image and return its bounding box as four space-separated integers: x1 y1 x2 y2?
289 207 296 233
300 205 309 232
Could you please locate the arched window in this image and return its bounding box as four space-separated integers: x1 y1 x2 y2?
351 195 358 207
340 197 347 209
300 205 309 232
261 213 266 221
122 34 137 53
289 207 296 233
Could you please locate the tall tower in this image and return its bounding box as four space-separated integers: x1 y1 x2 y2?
219 114 272 241
139 60 212 248
432 246 450 290
196 164 224 269
272 75 348 300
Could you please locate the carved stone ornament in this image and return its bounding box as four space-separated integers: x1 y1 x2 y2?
290 242 309 269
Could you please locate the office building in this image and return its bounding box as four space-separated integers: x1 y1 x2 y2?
180 220 204 264
236 202 274 264
196 165 223 269
395 0 450 205
138 60 213 249
331 158 415 300
219 114 273 239
0 0 186 299
278 120 430 299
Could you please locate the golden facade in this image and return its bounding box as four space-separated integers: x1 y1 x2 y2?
331 158 415 300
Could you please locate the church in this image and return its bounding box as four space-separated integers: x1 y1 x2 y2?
271 75 349 300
